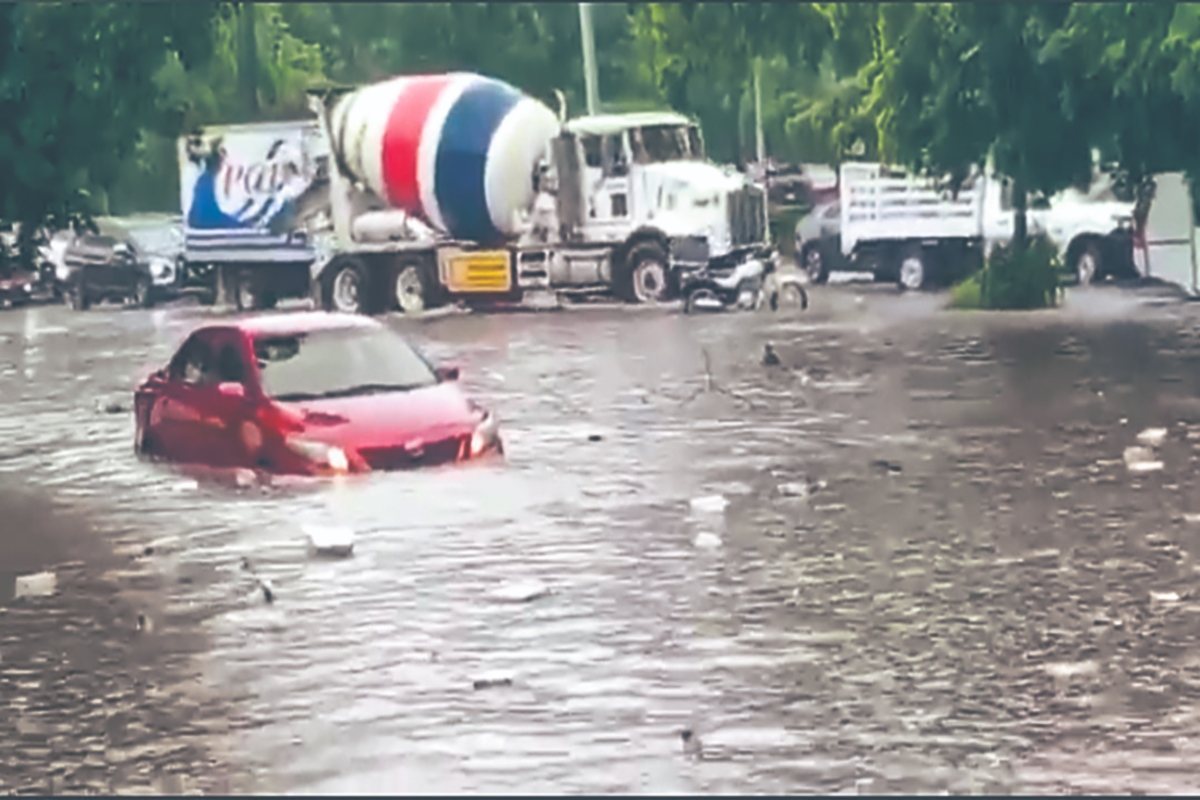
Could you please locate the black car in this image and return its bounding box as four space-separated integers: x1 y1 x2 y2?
62 233 179 311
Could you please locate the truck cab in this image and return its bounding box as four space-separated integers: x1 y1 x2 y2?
535 111 769 303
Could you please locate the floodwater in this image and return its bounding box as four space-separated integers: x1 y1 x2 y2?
4 280 1200 794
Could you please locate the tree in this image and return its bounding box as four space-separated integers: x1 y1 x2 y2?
629 3 832 163
858 3 1096 250
0 2 221 261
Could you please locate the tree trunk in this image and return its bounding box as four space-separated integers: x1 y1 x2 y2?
238 3 258 118
1011 173 1028 254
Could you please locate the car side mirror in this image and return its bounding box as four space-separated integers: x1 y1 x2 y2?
435 365 460 382
217 381 246 399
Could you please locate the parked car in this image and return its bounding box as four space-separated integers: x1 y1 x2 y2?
793 201 846 284
61 222 184 310
0 269 35 308
133 312 503 475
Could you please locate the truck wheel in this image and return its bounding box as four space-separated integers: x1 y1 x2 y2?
325 260 371 315
620 241 672 304
897 247 927 291
1075 242 1101 285
801 242 829 284
393 261 427 315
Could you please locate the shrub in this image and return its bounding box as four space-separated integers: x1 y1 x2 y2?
949 234 1061 310
949 273 983 309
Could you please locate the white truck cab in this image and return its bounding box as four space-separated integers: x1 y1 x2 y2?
535 111 769 302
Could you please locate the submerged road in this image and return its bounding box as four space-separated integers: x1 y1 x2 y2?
3 280 1200 793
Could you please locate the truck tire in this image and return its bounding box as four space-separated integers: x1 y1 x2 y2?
393 260 427 316
323 259 373 315
801 242 830 284
897 246 928 291
619 240 672 304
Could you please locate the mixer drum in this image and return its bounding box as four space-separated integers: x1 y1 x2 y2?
329 72 561 244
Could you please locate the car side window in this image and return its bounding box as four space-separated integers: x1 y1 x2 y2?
171 337 214 386
215 344 248 385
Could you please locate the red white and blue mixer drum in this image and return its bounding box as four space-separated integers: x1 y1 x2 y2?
329 72 561 243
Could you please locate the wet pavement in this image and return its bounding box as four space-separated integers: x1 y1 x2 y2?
3 280 1200 793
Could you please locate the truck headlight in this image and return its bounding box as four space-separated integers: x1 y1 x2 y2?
286 437 349 472
470 412 501 457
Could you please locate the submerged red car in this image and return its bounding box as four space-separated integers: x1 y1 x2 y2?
133 312 502 475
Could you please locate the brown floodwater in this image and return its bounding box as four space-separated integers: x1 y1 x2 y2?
2 278 1200 794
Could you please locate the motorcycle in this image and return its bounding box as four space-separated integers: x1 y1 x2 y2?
681 252 807 314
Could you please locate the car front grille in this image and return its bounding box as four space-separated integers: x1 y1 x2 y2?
358 435 465 471
728 186 767 247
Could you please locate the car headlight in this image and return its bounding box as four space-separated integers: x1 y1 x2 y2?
285 436 349 472
470 412 501 458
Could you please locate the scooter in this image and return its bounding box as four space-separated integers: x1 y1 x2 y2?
681 253 807 314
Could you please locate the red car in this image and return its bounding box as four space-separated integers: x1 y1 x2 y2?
133 312 502 475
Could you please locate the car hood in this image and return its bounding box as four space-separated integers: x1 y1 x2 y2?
277 381 483 451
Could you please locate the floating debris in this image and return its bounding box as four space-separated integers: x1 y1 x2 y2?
587 434 603 442
1123 446 1163 473
871 459 903 474
761 343 781 367
14 571 56 600
304 524 355 558
490 579 550 603
693 532 722 550
777 482 810 498
472 676 513 691
1150 590 1181 604
1137 427 1169 448
681 729 703 757
689 495 729 514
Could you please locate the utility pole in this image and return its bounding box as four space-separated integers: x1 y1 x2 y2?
238 2 259 117
754 57 770 244
578 2 599 116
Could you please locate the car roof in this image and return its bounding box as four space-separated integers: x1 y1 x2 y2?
198 311 382 340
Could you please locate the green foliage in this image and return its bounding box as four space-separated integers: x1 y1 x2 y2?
953 236 1061 311
0 2 222 253
948 273 983 310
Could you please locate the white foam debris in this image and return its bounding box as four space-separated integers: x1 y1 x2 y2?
1043 660 1098 679
689 495 729 513
1137 427 1169 448
693 532 723 550
777 482 810 498
490 579 550 603
1123 446 1163 473
14 571 57 600
304 524 355 557
1150 590 1181 603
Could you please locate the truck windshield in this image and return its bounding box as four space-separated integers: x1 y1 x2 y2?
632 125 702 164
254 326 438 402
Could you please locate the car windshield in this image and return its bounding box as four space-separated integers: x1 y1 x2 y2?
254 326 438 402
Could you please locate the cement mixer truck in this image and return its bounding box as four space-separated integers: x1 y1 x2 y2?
177 72 771 314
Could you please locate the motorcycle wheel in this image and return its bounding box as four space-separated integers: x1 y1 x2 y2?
684 287 722 315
